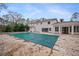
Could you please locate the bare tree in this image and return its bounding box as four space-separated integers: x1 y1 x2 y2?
71 12 79 21
2 14 9 22
0 3 8 22
0 3 8 12
2 11 23 23
8 11 22 22
0 3 25 24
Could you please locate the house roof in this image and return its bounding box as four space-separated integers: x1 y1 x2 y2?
30 18 58 24
53 21 79 26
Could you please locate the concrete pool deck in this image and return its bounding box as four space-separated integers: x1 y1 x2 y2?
0 33 79 56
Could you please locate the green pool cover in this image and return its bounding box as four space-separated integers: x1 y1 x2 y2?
10 32 59 48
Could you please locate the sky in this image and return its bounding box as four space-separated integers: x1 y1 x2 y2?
1 3 79 21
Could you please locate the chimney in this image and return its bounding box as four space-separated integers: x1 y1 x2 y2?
41 18 45 21
60 19 64 22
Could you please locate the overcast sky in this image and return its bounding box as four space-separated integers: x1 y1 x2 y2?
1 3 79 21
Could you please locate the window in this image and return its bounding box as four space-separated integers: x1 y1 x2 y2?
77 26 79 32
42 28 48 32
41 22 42 24
55 27 59 32
74 26 79 32
48 21 50 24
49 28 51 31
74 26 76 32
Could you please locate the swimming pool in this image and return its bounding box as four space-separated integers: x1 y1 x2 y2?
10 32 59 48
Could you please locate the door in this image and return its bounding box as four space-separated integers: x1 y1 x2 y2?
62 27 69 34
42 28 48 32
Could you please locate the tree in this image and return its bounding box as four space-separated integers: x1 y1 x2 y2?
2 14 10 23
71 12 79 21
0 3 7 12
19 23 25 31
25 24 30 31
13 23 26 32
4 25 13 32
13 23 19 32
2 11 23 24
7 11 22 22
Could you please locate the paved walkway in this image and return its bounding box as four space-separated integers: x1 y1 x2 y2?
0 34 79 56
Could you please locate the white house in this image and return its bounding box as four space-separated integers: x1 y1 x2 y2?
29 18 58 33
53 21 79 35
29 18 79 35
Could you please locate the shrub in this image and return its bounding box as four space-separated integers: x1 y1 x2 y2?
2 23 30 32
25 24 30 31
4 25 13 32
18 23 25 31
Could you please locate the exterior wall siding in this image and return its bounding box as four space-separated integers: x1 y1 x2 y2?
53 22 79 35
29 19 79 35
29 19 57 33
